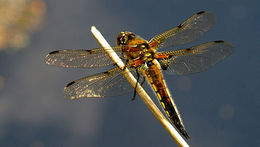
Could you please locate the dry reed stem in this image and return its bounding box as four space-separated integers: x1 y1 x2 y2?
91 26 189 147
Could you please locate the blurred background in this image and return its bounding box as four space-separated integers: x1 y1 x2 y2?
0 0 259 146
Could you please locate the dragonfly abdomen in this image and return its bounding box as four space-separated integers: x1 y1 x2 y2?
144 59 190 139
152 82 190 139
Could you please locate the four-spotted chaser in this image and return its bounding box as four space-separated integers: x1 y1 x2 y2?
45 11 234 139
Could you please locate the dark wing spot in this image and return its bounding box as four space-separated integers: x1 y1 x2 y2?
197 11 205 15
161 64 168 70
103 71 110 75
177 24 182 28
159 59 170 70
186 48 192 51
85 50 94 54
49 50 59 55
214 40 224 43
66 81 75 87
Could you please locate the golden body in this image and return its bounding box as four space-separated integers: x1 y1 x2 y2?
45 11 234 140
117 32 189 138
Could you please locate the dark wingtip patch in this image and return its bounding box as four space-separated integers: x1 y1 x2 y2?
85 50 94 54
66 81 75 87
186 48 192 51
161 65 168 70
214 40 224 43
49 50 59 55
103 71 110 74
197 11 205 15
177 24 182 28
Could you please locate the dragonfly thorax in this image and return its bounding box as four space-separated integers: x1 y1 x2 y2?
117 31 155 64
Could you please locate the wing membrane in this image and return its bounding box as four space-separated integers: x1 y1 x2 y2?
63 67 146 99
149 11 216 50
45 47 123 68
159 41 234 75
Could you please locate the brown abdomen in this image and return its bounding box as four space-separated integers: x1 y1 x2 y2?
143 59 190 139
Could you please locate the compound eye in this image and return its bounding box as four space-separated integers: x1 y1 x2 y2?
128 33 135 40
116 33 126 46
120 37 125 44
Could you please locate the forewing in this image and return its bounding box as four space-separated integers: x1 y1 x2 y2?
149 11 216 50
159 41 234 75
63 67 146 99
45 47 123 68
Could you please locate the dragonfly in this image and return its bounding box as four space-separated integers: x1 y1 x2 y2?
45 11 234 139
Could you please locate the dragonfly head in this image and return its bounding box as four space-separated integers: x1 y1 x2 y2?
116 32 136 46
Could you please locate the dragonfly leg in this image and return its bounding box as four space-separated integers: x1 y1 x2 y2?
122 59 129 70
132 69 140 101
140 76 146 86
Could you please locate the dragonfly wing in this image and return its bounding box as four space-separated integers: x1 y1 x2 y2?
159 41 234 75
63 67 146 99
45 47 123 68
149 11 216 50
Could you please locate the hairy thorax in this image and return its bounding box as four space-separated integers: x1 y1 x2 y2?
116 32 156 66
